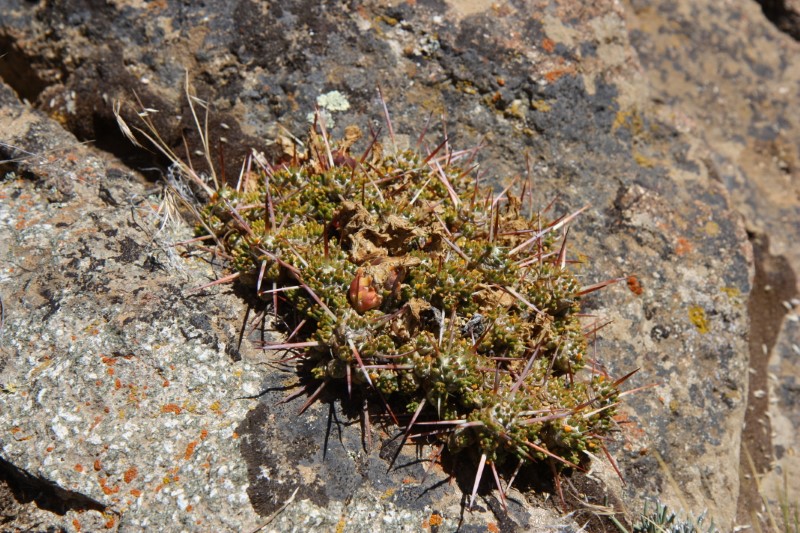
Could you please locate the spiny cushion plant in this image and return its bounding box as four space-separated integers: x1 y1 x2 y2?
115 90 629 508
190 119 629 508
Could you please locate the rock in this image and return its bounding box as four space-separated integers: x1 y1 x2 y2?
623 0 800 528
0 82 264 531
4 0 794 530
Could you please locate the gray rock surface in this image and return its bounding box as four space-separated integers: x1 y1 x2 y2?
1 0 794 530
0 82 265 531
622 0 800 527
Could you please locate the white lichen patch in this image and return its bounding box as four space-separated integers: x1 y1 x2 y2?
316 90 350 112
306 90 351 126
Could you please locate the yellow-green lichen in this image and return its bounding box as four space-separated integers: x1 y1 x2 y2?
688 305 709 333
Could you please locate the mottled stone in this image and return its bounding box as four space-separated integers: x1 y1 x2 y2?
0 83 264 531
0 0 783 530
623 0 800 528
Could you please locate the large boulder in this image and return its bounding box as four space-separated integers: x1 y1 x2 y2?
2 0 793 530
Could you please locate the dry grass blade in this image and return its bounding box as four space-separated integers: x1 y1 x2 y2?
184 71 219 191
247 486 299 533
431 159 460 207
260 340 320 351
113 91 216 198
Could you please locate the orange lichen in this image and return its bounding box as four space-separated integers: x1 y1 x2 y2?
146 0 167 11
675 236 693 255
74 464 84 473
72 519 82 532
199 429 209 440
627 275 643 295
544 67 572 82
124 466 138 483
99 477 120 495
487 523 500 533
161 404 182 414
94 459 102 471
429 513 443 527
130 488 142 497
542 37 556 53
184 441 198 460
